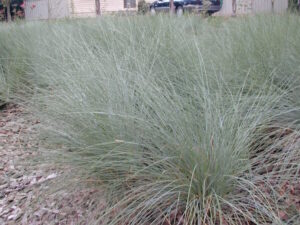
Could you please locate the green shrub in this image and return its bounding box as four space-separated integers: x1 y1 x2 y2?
0 22 40 103
289 0 299 11
138 0 149 14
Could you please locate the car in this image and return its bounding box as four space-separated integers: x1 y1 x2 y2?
149 0 222 16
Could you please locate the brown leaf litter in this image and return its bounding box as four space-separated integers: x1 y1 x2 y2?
0 104 106 225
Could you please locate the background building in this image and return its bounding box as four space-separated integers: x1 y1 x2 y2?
23 0 289 21
24 0 138 20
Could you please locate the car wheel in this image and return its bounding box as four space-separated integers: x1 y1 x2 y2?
176 6 183 16
150 7 156 15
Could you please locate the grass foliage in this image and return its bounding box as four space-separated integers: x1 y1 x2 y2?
0 14 300 224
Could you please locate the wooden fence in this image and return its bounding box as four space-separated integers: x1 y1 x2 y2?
25 0 69 20
218 0 288 16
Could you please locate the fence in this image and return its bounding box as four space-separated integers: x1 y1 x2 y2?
218 0 289 16
25 0 69 20
273 0 289 12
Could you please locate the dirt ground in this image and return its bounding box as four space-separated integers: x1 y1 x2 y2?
0 104 105 225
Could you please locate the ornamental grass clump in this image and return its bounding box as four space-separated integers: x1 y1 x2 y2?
0 71 8 104
1 14 299 224
0 26 9 103
0 23 35 103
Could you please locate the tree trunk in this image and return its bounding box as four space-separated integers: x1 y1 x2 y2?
95 0 100 15
170 0 175 14
6 0 12 22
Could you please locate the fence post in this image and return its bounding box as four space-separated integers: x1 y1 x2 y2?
48 0 50 19
170 0 175 14
232 0 237 16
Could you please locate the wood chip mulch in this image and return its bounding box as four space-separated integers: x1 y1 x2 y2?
0 104 106 225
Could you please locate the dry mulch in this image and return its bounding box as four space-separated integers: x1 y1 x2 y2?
0 104 105 225
1 103 299 225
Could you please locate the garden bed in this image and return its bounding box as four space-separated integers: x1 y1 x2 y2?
0 104 105 224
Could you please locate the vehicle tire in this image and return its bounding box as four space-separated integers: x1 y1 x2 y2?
150 7 156 15
176 6 183 16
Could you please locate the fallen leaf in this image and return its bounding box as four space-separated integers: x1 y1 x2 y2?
278 211 288 221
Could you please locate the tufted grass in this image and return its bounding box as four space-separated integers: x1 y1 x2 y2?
0 14 299 224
